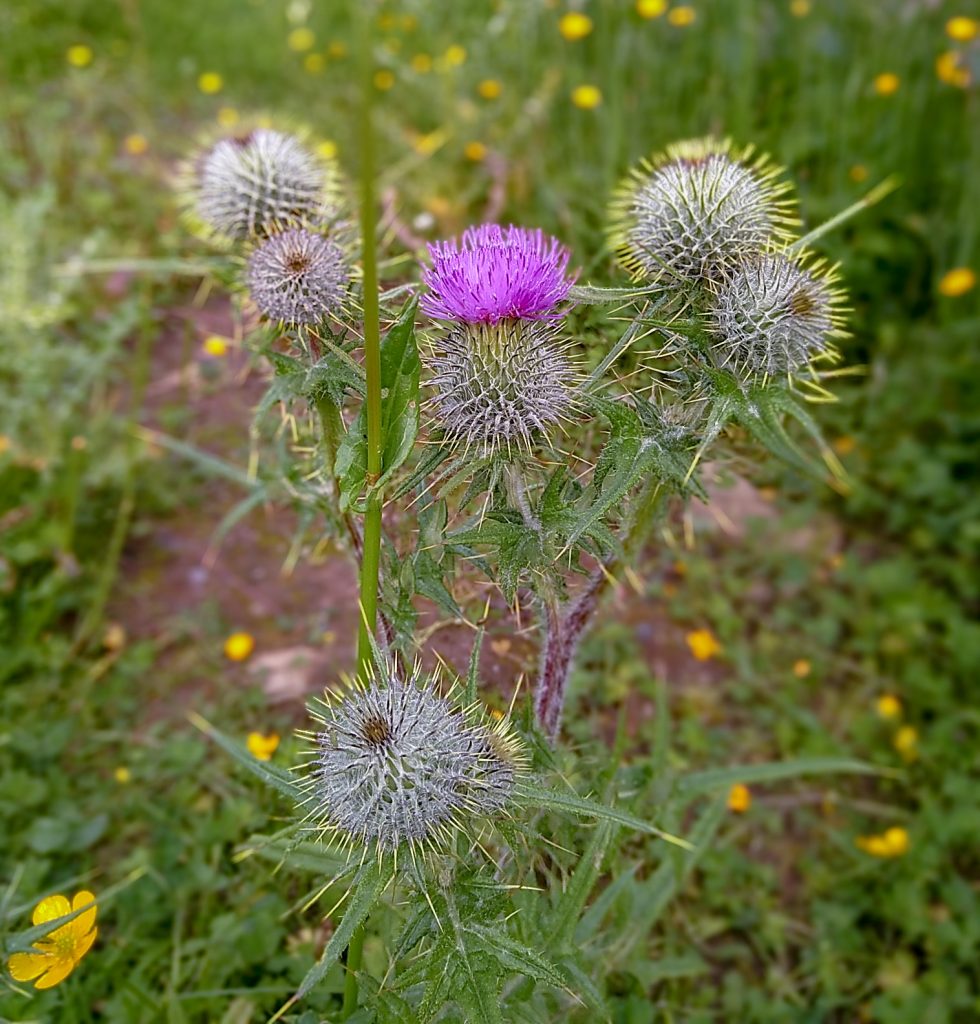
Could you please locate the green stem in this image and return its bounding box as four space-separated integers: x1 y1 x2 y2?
343 6 382 1017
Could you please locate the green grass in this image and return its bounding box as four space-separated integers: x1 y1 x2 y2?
1 0 978 1021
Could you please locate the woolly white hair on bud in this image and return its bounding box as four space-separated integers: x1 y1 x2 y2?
427 319 578 455
246 227 349 325
297 668 525 858
609 137 797 285
184 127 341 245
707 252 845 379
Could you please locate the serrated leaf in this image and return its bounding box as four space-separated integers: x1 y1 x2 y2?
549 820 614 950
464 922 570 994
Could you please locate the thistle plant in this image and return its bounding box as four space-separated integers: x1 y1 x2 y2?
178 41 891 1015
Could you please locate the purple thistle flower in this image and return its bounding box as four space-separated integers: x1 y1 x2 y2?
421 223 576 324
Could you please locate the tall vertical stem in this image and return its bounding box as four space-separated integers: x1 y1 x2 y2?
343 6 381 1018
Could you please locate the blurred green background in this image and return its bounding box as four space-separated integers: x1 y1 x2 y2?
1 1 978 1021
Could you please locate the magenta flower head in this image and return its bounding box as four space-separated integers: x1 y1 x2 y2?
421 223 576 324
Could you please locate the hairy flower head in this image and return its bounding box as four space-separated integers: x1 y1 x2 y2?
609 137 797 285
181 125 343 246
421 223 576 324
427 319 578 454
297 668 526 857
246 227 350 325
707 251 845 379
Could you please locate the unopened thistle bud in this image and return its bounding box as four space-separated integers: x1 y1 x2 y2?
421 223 576 324
245 227 349 325
429 320 577 454
184 127 341 245
298 670 525 856
609 137 797 285
707 252 845 379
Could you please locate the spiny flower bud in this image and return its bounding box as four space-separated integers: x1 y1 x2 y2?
246 227 349 325
707 252 845 378
298 670 525 856
609 137 797 285
186 127 341 244
421 223 576 323
428 319 577 454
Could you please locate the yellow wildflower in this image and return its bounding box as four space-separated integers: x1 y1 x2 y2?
287 27 315 52
66 45 93 68
247 731 280 761
317 140 338 160
790 0 811 15
114 766 132 784
374 69 396 90
198 71 224 95
7 892 98 990
444 44 466 66
856 826 909 858
411 53 433 73
686 628 722 661
413 132 442 156
123 133 148 156
478 78 502 99
203 336 229 357
849 164 869 183
559 12 593 41
873 72 900 96
304 53 326 74
946 16 978 42
668 6 697 26
876 693 902 720
571 84 602 109
727 783 751 813
792 659 811 679
936 50 970 88
224 631 255 662
893 725 918 761
328 41 348 59
938 267 976 297
0 436 11 455
464 141 488 162
636 0 667 17
217 106 239 127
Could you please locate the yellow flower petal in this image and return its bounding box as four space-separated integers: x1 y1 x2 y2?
246 731 280 760
938 267 975 298
882 826 909 856
559 12 593 41
224 631 255 661
686 628 722 661
668 6 697 26
478 78 502 99
35 958 76 990
571 84 602 109
73 926 98 961
33 895 70 927
198 72 224 95
636 0 667 18
71 891 97 937
7 951 50 982
727 783 751 812
946 16 978 42
875 694 902 720
873 72 900 96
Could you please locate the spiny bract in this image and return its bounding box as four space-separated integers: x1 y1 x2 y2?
428 319 577 453
297 671 524 856
189 127 339 243
246 227 349 325
707 252 844 378
609 137 797 285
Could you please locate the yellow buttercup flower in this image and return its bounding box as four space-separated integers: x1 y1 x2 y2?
443 44 467 66
478 78 503 99
287 27 315 52
938 267 976 297
790 0 811 16
668 6 697 27
876 693 902 720
124 133 148 156
636 0 667 17
856 826 909 858
559 12 593 41
792 659 811 678
464 141 487 162
893 725 918 761
66 45 93 68
203 335 229 357
686 628 721 661
198 71 224 95
217 106 239 127
411 53 433 73
114 766 132 784
7 892 98 990
304 53 326 74
946 16 978 42
224 631 255 661
849 164 869 183
571 84 602 109
936 51 970 88
317 140 338 160
247 731 280 761
374 69 396 91
873 72 900 96
727 783 751 813
328 41 348 59
413 132 442 156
